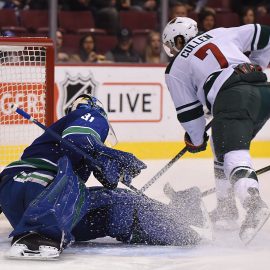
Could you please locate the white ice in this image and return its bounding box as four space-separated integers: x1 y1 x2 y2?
1 158 270 270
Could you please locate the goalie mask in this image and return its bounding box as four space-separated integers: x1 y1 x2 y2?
69 94 104 113
69 94 118 147
162 17 198 57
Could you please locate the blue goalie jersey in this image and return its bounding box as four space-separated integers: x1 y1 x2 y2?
0 108 109 182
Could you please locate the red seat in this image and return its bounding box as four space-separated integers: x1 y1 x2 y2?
0 9 26 33
256 15 270 25
207 0 231 12
20 10 49 33
119 11 158 31
132 30 149 56
188 11 199 23
77 28 106 35
0 9 19 27
94 35 118 55
62 34 83 55
59 10 97 33
215 12 240 28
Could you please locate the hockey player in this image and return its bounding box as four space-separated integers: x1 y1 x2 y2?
0 94 211 259
0 94 146 258
162 17 270 244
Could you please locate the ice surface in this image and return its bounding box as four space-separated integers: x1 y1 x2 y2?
1 158 270 270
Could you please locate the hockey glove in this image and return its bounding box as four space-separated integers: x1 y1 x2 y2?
234 63 262 74
93 156 122 189
184 132 209 153
93 151 146 188
115 151 147 179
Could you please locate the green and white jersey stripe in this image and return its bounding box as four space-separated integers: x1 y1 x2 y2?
251 24 270 51
14 171 54 186
62 126 101 141
6 158 58 172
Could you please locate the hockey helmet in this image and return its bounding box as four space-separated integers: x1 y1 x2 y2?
69 94 104 113
162 17 198 57
69 94 118 147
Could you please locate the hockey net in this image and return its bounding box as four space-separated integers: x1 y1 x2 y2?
0 37 54 169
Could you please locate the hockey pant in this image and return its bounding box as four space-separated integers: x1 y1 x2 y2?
0 156 91 245
72 188 202 246
212 73 270 161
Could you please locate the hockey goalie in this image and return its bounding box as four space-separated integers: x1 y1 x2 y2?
0 94 212 260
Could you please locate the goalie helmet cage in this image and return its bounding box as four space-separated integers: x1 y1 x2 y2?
0 37 55 168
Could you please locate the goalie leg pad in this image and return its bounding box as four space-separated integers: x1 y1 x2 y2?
0 171 54 228
10 156 91 245
130 198 202 245
100 189 190 245
133 187 213 246
103 188 206 246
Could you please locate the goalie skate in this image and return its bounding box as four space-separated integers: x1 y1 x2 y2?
239 189 270 245
7 232 62 260
164 183 213 242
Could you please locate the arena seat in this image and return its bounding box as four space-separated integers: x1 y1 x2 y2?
188 11 199 23
77 28 106 35
132 29 150 56
119 11 158 31
94 35 118 55
20 10 49 33
62 34 83 55
256 15 270 25
215 12 240 27
0 9 26 34
207 0 231 12
59 10 100 34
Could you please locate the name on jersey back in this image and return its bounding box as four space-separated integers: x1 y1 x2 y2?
180 34 213 58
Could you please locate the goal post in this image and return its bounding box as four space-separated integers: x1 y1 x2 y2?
0 37 55 168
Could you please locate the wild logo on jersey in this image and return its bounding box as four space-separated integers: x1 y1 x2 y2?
59 73 98 117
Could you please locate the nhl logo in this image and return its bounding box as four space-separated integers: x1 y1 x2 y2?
59 73 98 117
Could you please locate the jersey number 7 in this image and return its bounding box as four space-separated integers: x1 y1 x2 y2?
194 42 228 68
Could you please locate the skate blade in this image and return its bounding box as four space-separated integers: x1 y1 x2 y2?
240 208 270 245
6 244 60 260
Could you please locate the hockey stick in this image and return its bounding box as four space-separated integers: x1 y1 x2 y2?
12 105 142 195
201 164 270 197
139 121 212 193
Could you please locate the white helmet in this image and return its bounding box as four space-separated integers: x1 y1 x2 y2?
162 17 198 57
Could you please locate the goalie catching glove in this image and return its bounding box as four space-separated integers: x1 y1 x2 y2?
93 151 146 189
79 134 146 189
184 132 209 153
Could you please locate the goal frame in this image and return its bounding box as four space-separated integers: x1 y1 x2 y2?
0 36 55 125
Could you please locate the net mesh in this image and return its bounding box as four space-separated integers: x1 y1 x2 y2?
0 44 48 167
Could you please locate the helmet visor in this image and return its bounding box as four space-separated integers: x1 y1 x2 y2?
96 98 118 147
104 121 118 148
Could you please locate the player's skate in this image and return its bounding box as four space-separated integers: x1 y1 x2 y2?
7 232 62 260
239 188 270 245
209 189 239 230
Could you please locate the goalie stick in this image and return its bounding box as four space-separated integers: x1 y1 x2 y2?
201 164 270 197
12 105 142 195
12 105 103 170
139 121 212 193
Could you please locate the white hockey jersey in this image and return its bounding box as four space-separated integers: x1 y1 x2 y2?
165 24 270 145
